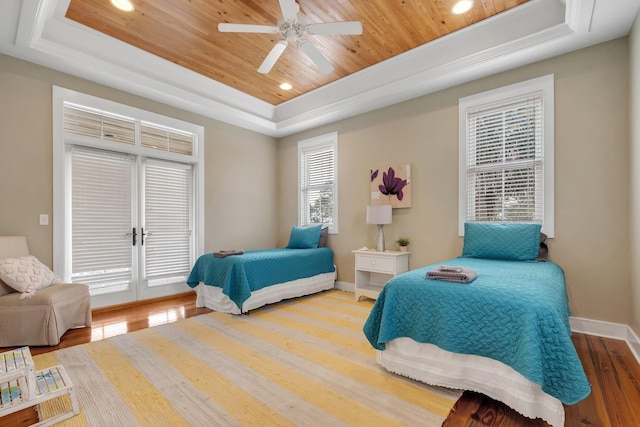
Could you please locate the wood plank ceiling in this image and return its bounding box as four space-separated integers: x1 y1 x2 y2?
65 0 528 106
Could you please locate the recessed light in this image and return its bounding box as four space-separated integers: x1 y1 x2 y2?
280 83 292 90
451 0 474 14
110 0 135 12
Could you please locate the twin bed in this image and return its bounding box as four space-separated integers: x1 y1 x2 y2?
187 222 589 426
187 247 336 314
187 225 336 314
363 223 590 427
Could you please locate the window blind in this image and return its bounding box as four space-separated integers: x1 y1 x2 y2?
299 144 335 227
465 92 544 224
63 104 194 156
71 146 133 295
141 123 194 155
64 105 135 145
144 158 193 286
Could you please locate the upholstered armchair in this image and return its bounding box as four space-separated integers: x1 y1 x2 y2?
0 236 91 346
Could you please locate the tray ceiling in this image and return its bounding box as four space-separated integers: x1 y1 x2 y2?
64 0 527 106
0 0 639 136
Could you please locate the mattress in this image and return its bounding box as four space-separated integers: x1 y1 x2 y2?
378 337 565 427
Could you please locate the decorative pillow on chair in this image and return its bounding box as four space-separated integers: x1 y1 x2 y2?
286 225 323 249
0 255 62 299
462 222 542 262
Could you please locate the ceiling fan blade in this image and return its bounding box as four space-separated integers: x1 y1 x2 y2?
258 40 289 74
218 23 279 34
299 40 334 74
307 21 363 36
279 0 299 21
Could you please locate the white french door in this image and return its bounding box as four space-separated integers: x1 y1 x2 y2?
53 87 204 309
141 158 194 294
71 147 136 304
70 146 193 307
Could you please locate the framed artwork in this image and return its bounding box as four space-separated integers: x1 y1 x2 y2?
370 163 412 208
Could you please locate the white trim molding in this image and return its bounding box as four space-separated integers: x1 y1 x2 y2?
1 0 638 137
570 317 640 365
334 281 354 293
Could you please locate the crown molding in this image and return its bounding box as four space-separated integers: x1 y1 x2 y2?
1 0 638 137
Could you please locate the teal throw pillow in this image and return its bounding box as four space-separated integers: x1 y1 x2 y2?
286 225 323 249
462 222 542 261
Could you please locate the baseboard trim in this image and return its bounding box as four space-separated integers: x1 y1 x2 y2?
334 281 354 293
570 317 640 365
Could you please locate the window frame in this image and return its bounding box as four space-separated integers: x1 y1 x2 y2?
297 132 339 234
458 74 555 237
52 86 205 291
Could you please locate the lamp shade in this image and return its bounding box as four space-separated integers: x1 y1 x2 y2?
366 205 392 225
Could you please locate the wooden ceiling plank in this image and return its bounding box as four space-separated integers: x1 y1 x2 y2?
65 0 529 106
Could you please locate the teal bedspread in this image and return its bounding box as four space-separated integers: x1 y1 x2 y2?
187 248 335 310
363 257 590 405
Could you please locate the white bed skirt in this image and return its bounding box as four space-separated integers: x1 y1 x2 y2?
193 270 336 314
377 337 565 427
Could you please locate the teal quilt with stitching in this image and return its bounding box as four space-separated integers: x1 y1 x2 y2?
187 248 335 310
363 257 590 405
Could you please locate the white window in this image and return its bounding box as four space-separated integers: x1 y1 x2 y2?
53 87 204 307
298 132 338 233
458 75 554 237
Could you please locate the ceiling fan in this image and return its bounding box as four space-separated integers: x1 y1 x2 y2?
218 0 362 74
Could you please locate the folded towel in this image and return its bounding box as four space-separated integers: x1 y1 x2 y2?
214 250 245 258
436 265 464 273
426 265 478 283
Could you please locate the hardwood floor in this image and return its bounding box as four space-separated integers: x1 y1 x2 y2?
2 292 640 426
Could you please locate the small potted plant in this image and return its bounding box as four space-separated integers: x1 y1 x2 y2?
396 237 410 252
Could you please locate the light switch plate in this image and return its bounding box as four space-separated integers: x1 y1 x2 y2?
39 214 49 226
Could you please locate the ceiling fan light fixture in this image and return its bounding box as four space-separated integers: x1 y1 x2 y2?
221 0 361 74
280 83 293 90
451 0 474 15
110 0 135 12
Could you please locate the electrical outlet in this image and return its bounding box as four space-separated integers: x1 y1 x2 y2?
39 214 49 226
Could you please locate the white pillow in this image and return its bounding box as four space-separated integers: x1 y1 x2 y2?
0 255 62 299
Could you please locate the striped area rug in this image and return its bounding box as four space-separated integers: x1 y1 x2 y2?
34 290 461 426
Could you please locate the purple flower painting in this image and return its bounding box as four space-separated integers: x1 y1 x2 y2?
379 167 408 201
370 163 412 208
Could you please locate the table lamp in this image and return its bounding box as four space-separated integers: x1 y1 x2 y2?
366 205 392 252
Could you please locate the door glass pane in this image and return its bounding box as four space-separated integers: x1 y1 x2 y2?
71 147 134 295
143 158 193 287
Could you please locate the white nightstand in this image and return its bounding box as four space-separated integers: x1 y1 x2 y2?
353 250 410 301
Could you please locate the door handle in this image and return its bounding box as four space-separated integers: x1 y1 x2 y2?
141 228 148 246
125 227 137 246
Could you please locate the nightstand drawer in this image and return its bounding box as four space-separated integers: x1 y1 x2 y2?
355 255 395 273
353 250 410 301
